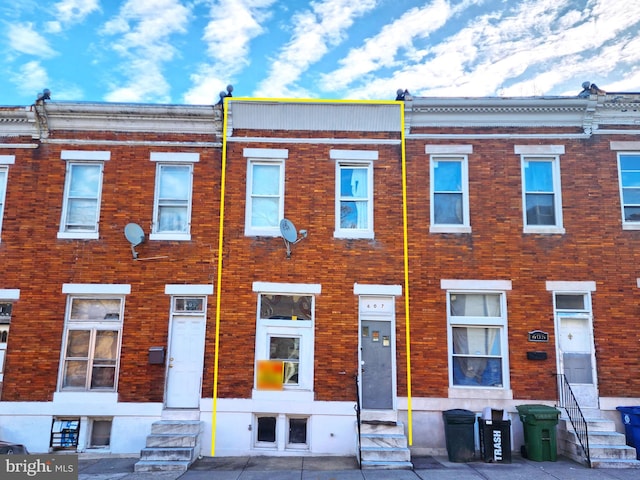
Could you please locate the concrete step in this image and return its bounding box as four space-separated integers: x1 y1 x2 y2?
140 447 196 462
590 458 640 469
146 433 198 448
361 432 408 449
150 420 202 435
134 460 190 473
560 417 617 432
161 409 200 421
360 422 405 436
361 446 411 463
361 459 413 470
589 444 639 460
558 428 628 447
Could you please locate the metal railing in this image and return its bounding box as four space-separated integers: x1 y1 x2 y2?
354 374 362 468
555 373 591 468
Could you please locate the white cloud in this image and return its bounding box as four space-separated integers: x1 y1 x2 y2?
7 22 57 57
10 60 49 97
45 0 100 33
183 0 277 104
253 0 377 98
101 0 191 103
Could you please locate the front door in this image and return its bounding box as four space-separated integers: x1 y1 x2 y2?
557 313 599 407
360 320 393 409
166 315 206 408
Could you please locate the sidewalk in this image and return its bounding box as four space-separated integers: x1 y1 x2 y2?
78 454 640 480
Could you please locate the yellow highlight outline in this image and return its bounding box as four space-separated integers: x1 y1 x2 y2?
211 96 412 455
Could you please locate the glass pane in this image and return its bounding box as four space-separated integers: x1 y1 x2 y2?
434 193 463 224
526 194 555 225
260 295 312 320
620 155 640 171
450 294 501 316
622 188 640 205
525 161 553 192
90 420 112 446
452 327 501 355
66 198 98 228
70 299 121 321
174 298 204 312
434 161 462 192
340 200 367 229
69 164 100 197
555 294 585 310
251 197 279 227
158 205 187 232
94 331 118 360
159 166 189 200
270 337 299 360
91 365 115 389
621 171 640 187
624 206 640 222
252 164 280 195
0 170 6 198
289 418 307 444
453 357 502 387
563 353 593 384
66 330 90 357
63 360 87 388
340 168 368 198
257 417 276 442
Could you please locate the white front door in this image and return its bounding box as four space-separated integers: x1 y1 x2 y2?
166 314 206 408
557 313 599 408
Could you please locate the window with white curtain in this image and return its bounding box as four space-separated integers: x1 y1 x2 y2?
447 292 509 388
59 163 103 236
152 163 193 238
617 153 640 229
0 165 8 242
430 155 470 232
335 162 373 238
244 150 286 237
521 155 564 233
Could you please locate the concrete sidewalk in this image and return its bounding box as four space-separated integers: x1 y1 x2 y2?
78 454 640 480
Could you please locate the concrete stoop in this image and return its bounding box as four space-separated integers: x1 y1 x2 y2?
134 419 203 473
359 420 413 470
558 414 640 469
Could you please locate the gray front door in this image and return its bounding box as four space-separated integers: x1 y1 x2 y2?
361 320 393 409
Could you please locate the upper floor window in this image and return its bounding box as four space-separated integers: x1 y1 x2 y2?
58 151 109 240
430 155 470 233
244 148 287 237
332 150 376 239
0 155 12 243
521 155 564 233
150 153 197 241
617 153 640 229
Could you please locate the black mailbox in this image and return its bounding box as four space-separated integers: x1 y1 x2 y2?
148 346 165 364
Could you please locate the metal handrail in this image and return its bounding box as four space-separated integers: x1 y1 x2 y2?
354 374 362 469
555 373 591 468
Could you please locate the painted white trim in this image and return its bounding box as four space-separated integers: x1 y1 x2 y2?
150 152 200 162
0 155 15 165
252 282 321 294
514 145 565 155
165 284 213 295
243 148 289 159
353 283 402 296
149 233 191 241
61 150 110 161
330 150 378 161
546 281 597 292
425 145 473 154
62 284 131 295
610 141 640 150
229 137 400 145
0 289 20 300
57 232 100 240
441 279 512 290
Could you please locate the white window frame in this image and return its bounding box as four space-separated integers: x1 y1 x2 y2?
244 148 287 237
442 280 512 397
617 152 640 230
58 151 109 240
0 155 14 243
517 145 565 234
429 154 471 233
332 150 376 239
252 413 310 451
150 153 197 241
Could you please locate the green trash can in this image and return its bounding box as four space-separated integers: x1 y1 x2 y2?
516 404 561 461
443 409 476 462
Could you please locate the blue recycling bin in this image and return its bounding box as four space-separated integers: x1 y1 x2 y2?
616 406 640 456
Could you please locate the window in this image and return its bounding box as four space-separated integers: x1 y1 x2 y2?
60 297 123 391
50 418 80 450
59 151 109 239
256 415 277 445
244 148 287 237
253 415 309 450
521 156 564 233
617 153 640 229
287 417 308 448
430 155 470 232
0 158 11 242
253 282 319 394
150 156 194 240
332 150 376 239
0 302 11 377
445 285 510 389
88 419 112 448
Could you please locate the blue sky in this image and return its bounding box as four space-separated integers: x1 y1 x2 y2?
1 0 639 106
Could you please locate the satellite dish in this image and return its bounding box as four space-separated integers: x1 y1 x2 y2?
124 223 145 259
279 218 298 243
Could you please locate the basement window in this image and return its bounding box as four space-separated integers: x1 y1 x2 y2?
255 416 276 447
51 418 80 450
287 417 308 449
89 419 112 448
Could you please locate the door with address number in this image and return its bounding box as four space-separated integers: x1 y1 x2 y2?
359 296 395 410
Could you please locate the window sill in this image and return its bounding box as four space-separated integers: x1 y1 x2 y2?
448 387 513 400
244 229 281 238
622 223 640 230
251 389 314 403
430 225 472 234
523 226 565 234
57 232 99 240
333 230 374 240
149 233 191 241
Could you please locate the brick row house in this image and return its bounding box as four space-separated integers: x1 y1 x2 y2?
0 89 639 468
